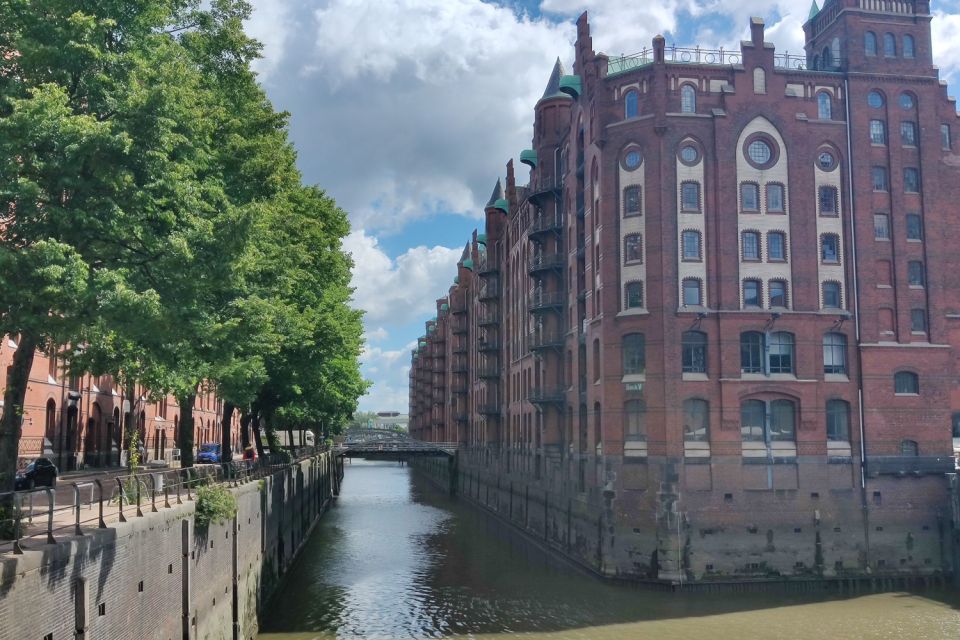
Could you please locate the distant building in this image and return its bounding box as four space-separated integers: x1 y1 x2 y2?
373 412 409 432
410 1 960 583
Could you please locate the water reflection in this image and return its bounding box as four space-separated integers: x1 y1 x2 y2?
259 460 960 639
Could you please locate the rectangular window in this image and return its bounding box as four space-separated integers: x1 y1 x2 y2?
767 333 795 374
743 280 761 307
822 282 841 308
624 186 641 217
766 184 785 212
740 183 759 212
624 234 643 264
769 281 787 308
904 167 920 193
870 119 886 145
681 230 701 261
681 182 700 212
823 334 847 374
742 232 760 260
911 309 927 332
768 232 786 261
682 279 702 306
872 167 888 191
821 235 840 263
818 186 837 215
901 121 917 146
942 124 952 150
908 260 925 286
873 214 890 240
906 214 922 240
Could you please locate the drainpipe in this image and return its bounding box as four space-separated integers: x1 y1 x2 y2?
844 78 871 561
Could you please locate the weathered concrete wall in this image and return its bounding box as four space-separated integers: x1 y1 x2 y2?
415 451 956 590
0 452 342 640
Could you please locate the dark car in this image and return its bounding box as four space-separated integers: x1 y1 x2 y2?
15 458 58 490
196 443 221 464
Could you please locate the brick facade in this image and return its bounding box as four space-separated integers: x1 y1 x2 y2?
410 1 960 583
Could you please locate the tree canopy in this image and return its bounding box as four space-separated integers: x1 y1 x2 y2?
0 0 367 486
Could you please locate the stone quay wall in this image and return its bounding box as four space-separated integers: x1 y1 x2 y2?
0 452 343 640
413 451 958 591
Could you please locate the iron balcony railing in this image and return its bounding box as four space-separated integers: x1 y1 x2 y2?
478 312 499 326
452 322 468 335
528 387 566 404
606 45 808 77
529 253 565 274
478 368 500 379
529 331 565 351
478 338 500 352
451 386 468 395
453 344 468 354
529 290 565 313
477 404 501 416
529 214 564 236
477 256 499 275
450 301 467 315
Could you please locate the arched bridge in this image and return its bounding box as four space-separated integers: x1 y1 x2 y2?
337 430 457 459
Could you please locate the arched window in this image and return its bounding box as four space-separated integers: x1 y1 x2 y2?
894 371 919 394
593 338 601 382
823 332 847 375
826 399 850 441
865 32 877 57
682 331 707 374
681 84 696 113
769 399 796 441
45 399 57 440
740 331 765 373
624 90 639 118
822 46 832 68
683 399 709 441
903 34 915 59
817 92 832 120
624 281 644 309
622 333 645 375
900 439 919 456
624 400 646 441
884 33 896 57
741 399 796 442
768 332 795 374
740 400 765 441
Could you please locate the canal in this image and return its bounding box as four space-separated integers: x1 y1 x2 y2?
259 459 960 639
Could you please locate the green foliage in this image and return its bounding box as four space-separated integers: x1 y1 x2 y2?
194 484 237 528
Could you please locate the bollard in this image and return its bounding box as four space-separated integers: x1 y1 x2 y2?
95 480 106 528
72 483 83 536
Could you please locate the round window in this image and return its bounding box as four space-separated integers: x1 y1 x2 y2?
899 93 914 110
624 150 642 170
747 140 772 165
818 151 835 170
868 91 884 108
679 145 699 164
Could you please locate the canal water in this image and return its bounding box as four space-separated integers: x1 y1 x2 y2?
259 460 960 639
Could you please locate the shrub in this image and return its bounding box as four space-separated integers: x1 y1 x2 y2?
194 484 237 528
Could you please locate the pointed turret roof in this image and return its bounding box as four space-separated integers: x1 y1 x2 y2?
540 58 566 100
808 0 820 20
485 178 503 208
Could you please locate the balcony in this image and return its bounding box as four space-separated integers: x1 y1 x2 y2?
452 322 468 335
453 344 468 354
455 413 468 423
452 364 468 374
478 338 500 353
529 253 565 275
605 45 809 78
478 283 500 301
477 256 499 276
477 312 499 327
528 387 566 405
451 385 468 395
478 368 500 380
524 177 563 207
528 214 563 238
529 331 565 351
450 301 467 315
528 290 565 313
477 404 501 417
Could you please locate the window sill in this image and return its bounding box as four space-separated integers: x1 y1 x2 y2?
617 308 649 317
877 284 892 289
894 393 919 397
909 285 924 289
682 372 709 381
824 373 849 383
740 373 798 381
622 374 646 384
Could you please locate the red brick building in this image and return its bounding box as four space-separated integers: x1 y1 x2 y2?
411 1 960 583
0 337 233 470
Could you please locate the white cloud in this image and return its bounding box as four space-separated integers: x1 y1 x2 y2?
358 342 417 412
343 230 461 327
932 9 960 90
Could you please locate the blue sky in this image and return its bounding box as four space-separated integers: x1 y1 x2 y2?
244 0 960 413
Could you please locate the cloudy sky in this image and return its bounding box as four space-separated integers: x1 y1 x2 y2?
244 0 960 413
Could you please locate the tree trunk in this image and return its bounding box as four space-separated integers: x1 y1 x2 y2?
287 427 295 451
220 401 235 463
0 334 38 493
176 392 197 467
239 412 251 450
251 412 266 459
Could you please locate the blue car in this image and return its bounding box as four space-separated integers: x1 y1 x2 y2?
196 443 221 464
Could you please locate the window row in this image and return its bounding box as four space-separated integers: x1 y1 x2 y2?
742 279 790 309
624 398 854 444
871 166 920 192
740 230 787 262
739 183 785 213
625 84 698 118
869 119 920 146
873 212 922 241
864 32 914 59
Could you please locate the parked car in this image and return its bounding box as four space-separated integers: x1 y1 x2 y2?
196 443 222 464
15 457 58 490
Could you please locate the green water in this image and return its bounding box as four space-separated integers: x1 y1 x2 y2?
259 460 960 639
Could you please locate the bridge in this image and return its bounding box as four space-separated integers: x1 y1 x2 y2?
337 429 457 459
